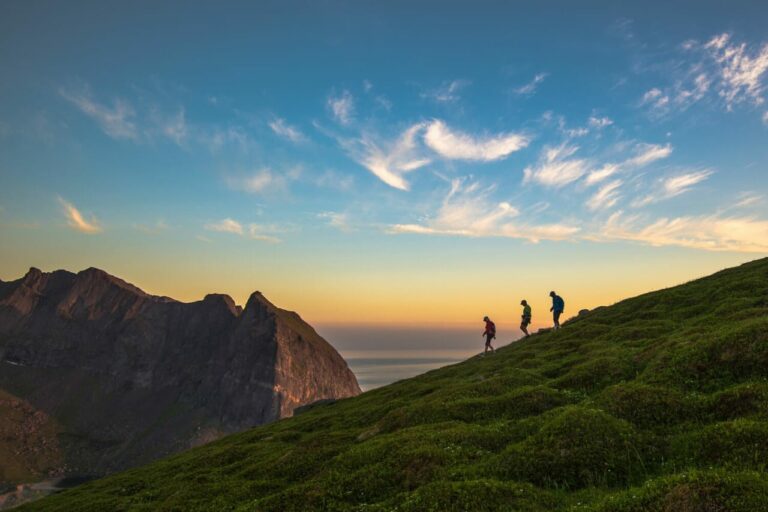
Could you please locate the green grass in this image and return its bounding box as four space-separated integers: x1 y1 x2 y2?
21 257 768 511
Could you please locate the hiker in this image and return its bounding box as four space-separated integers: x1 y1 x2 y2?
549 291 565 329
482 316 496 354
520 300 532 337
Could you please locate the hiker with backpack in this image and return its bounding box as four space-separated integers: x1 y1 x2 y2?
520 300 532 337
482 316 496 354
550 291 565 329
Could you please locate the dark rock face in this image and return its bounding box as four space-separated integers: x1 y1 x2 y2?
0 267 360 483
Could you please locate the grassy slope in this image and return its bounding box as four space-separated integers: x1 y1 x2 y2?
22 258 768 511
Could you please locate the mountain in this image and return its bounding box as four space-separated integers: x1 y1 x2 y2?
15 258 768 512
0 267 359 492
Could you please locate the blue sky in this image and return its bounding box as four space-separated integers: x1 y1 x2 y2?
1 1 767 330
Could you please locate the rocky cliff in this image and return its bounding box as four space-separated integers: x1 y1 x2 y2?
0 267 360 486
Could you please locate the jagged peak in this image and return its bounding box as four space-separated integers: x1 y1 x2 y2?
75 267 147 296
203 293 241 316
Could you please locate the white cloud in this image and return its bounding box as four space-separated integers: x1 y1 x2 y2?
204 218 281 243
204 218 243 235
585 143 672 186
586 180 623 211
705 32 768 109
623 143 673 167
58 197 102 234
513 73 548 95
60 87 137 140
328 90 355 125
734 192 762 208
154 107 188 145
226 169 287 194
600 210 768 253
343 123 431 191
421 80 470 103
247 224 282 243
585 164 620 186
634 169 713 207
134 220 169 234
763 111 768 124
523 144 589 187
588 116 614 128
318 211 353 232
269 118 306 143
313 169 355 191
389 178 579 243
424 120 530 161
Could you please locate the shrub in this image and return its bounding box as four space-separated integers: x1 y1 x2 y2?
707 382 768 421
587 469 768 512
495 407 644 489
596 382 692 428
554 357 636 393
671 419 768 471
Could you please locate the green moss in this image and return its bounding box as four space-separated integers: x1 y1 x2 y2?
496 407 644 489
585 470 768 512
596 382 692 428
671 419 768 470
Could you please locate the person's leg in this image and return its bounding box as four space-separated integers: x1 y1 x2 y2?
487 334 494 352
554 311 561 329
521 321 529 337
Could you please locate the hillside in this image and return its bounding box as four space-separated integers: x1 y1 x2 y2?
0 267 359 491
19 257 768 511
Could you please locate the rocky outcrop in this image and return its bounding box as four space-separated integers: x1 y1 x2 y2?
0 267 360 485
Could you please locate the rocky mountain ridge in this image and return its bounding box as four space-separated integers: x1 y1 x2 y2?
0 267 360 487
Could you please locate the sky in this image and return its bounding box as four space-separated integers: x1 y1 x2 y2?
1 1 767 346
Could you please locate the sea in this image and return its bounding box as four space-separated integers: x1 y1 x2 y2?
317 324 522 391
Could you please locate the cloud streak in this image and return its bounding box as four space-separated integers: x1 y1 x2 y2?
390 178 580 243
58 197 102 234
634 169 713 207
60 87 137 140
269 118 306 143
513 73 548 95
600 211 768 253
424 120 530 161
328 90 355 125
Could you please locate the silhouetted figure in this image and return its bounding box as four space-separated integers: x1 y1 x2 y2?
520 300 532 337
550 291 565 329
482 316 496 354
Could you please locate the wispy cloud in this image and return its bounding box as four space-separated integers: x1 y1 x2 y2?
763 111 768 124
328 90 355 125
585 143 672 185
226 168 289 194
599 210 768 253
390 178 579 243
204 218 282 243
586 179 623 211
705 33 768 109
204 218 243 235
523 144 589 187
60 87 137 140
423 120 530 161
153 107 188 145
58 197 103 234
640 32 766 118
588 116 614 128
513 73 548 95
133 220 169 234
342 123 431 191
623 142 673 167
318 211 354 232
421 80 470 103
633 169 714 207
269 117 306 143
